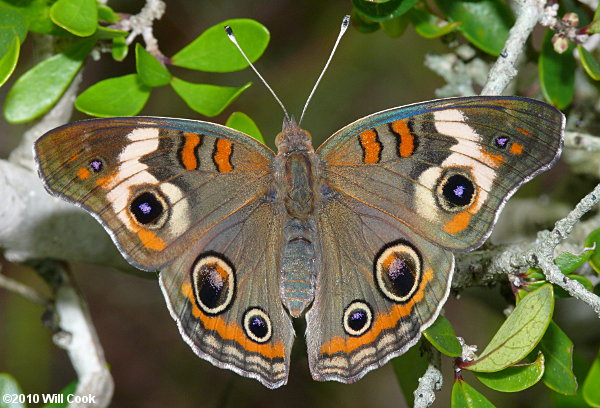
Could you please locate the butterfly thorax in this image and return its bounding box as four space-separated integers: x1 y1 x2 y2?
274 119 320 317
275 117 314 154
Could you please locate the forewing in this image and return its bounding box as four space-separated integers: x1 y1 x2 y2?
35 117 275 270
317 96 564 251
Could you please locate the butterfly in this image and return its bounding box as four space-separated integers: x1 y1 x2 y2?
34 95 564 388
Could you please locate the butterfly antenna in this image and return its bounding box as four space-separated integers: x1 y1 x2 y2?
298 15 350 125
225 25 290 120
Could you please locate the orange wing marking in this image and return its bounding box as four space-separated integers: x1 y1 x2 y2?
443 211 473 234
391 120 415 157
182 283 286 358
77 168 91 180
509 143 524 155
358 129 381 164
319 268 434 355
180 132 202 170
213 139 234 172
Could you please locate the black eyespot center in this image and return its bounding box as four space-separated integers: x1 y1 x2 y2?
442 174 474 207
494 136 510 149
374 240 423 304
130 191 164 225
89 159 104 172
436 171 476 212
191 253 236 316
243 307 272 343
343 300 373 337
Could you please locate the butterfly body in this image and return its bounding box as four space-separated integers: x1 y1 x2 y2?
34 96 564 388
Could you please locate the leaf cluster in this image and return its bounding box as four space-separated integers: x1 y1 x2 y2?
394 228 600 408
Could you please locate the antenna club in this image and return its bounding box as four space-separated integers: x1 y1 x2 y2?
342 15 350 28
225 25 233 36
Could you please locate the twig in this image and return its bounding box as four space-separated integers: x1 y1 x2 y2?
413 350 443 408
453 184 600 316
34 261 113 408
564 131 600 151
481 0 545 95
0 267 49 305
117 0 166 59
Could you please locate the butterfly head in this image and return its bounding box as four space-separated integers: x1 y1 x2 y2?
276 116 313 154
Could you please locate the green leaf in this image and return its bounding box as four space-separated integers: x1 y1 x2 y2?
467 284 554 372
452 379 496 408
435 0 514 56
4 39 93 123
0 373 25 408
578 45 600 80
75 73 151 117
583 349 600 407
585 228 600 274
539 30 575 109
92 26 127 40
392 342 429 407
423 315 462 357
380 14 409 37
554 274 594 298
474 352 545 392
407 7 461 39
590 18 600 34
136 43 171 87
352 0 419 22
0 5 26 59
555 250 593 275
97 3 118 24
170 77 251 117
538 321 577 395
553 352 593 407
112 36 128 61
225 111 264 143
525 267 545 281
172 19 269 73
0 35 19 87
42 380 77 408
0 0 63 35
50 0 97 37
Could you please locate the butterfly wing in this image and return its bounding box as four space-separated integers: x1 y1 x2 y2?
316 96 564 252
36 117 296 387
306 191 453 382
306 96 563 382
35 117 275 270
159 197 295 388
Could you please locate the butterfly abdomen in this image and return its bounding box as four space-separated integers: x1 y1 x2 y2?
275 149 321 317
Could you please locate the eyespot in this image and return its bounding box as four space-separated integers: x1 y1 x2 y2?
191 253 236 316
374 241 422 303
243 307 272 343
129 191 167 227
343 300 373 337
436 170 476 212
494 136 510 149
89 159 104 172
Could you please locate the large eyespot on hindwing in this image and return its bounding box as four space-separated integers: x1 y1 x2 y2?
342 300 373 337
374 240 422 303
129 190 168 228
191 253 236 316
243 307 272 343
435 169 477 212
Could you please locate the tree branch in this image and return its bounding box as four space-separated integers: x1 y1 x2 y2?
481 0 545 95
413 350 443 408
33 261 113 408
